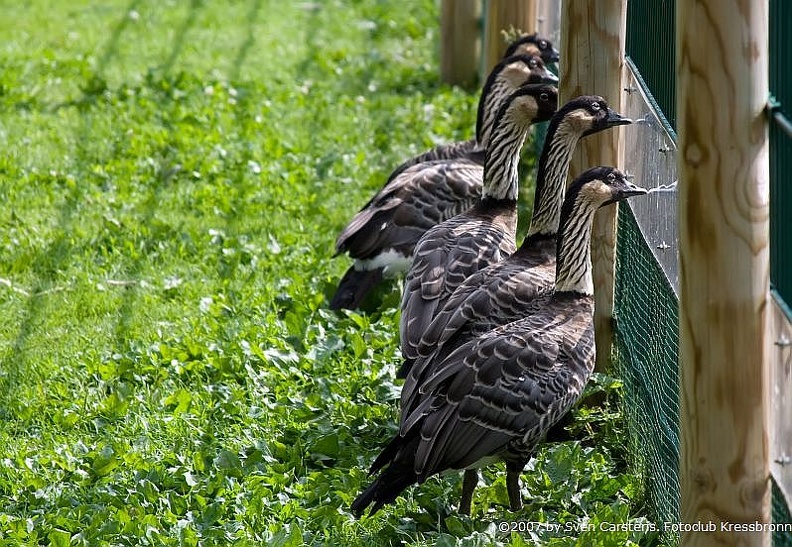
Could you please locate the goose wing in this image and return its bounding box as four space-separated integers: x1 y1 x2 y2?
399 207 517 364
399 242 555 389
384 138 483 185
406 304 595 478
422 243 556 355
335 159 483 260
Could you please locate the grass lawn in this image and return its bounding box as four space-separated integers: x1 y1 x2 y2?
0 1 657 545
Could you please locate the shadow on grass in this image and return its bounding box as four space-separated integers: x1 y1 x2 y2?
0 0 208 407
47 0 143 113
0 0 146 408
161 0 204 76
229 0 263 82
111 0 206 347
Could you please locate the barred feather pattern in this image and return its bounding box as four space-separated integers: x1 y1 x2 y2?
476 54 557 148
331 57 556 313
336 54 550 262
526 123 583 237
382 139 481 187
477 78 525 149
480 111 531 201
352 170 640 516
400 238 556 418
354 300 594 516
399 89 545 361
405 294 595 478
399 201 518 363
335 159 483 262
398 101 598 378
554 197 598 295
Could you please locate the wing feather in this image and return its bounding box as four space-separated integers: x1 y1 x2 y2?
408 300 595 479
335 160 482 260
399 206 517 364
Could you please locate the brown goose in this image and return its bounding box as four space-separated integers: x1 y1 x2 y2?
351 167 646 517
399 84 558 371
399 96 632 377
329 54 557 310
384 53 558 183
400 96 632 385
385 31 560 183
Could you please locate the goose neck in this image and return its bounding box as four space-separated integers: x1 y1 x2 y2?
554 198 598 295
527 121 582 237
480 114 531 202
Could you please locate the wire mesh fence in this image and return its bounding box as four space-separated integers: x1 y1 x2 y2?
613 205 680 527
617 0 792 542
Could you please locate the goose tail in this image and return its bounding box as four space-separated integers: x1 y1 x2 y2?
329 266 385 310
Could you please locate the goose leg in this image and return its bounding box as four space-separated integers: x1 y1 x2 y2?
506 467 523 512
458 469 478 515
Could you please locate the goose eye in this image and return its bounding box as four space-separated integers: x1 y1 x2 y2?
607 173 616 183
539 40 548 49
591 102 601 112
540 92 549 102
529 59 537 67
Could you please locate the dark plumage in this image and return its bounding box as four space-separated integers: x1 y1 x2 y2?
399 84 558 370
329 53 558 310
351 167 647 517
400 96 633 393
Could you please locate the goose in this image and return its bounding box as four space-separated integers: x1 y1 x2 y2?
399 84 559 372
383 52 558 184
503 33 560 65
399 96 633 378
329 54 558 310
351 166 647 517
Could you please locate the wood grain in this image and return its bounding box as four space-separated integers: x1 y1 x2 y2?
677 1 770 544
440 0 480 89
480 0 538 82
559 0 627 372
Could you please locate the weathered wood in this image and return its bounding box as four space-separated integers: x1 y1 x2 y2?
677 0 770 544
559 0 627 372
440 0 480 89
535 0 561 44
769 294 792 511
480 0 537 81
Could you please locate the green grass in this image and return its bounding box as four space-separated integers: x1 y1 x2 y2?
0 1 657 545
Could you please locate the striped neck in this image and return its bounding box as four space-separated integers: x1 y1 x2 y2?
476 78 514 148
526 119 584 237
554 195 599 295
481 106 532 201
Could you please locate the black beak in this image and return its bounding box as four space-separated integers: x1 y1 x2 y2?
601 179 647 207
541 71 559 85
604 108 633 128
619 181 648 198
584 108 632 137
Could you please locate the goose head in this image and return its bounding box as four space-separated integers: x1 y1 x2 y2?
499 83 559 126
504 33 560 65
496 54 558 86
572 166 647 209
555 167 646 294
477 56 557 147
555 95 632 137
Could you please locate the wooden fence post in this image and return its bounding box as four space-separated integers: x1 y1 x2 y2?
559 0 627 373
678 0 771 544
440 0 480 89
480 0 538 82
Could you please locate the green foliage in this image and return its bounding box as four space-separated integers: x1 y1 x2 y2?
0 1 657 545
